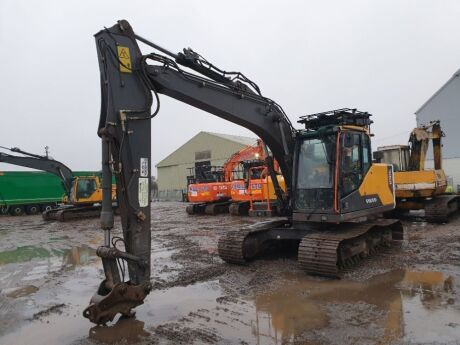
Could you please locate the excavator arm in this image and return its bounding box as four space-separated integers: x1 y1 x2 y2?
408 120 443 171
87 20 407 322
85 19 296 324
223 139 268 181
0 148 74 192
96 20 295 200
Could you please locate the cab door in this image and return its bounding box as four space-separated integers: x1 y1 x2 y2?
341 131 371 197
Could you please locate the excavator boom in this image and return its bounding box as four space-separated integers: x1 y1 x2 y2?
0 148 73 192
89 19 295 324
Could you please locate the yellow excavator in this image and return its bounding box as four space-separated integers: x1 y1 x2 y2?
374 121 458 222
0 147 116 221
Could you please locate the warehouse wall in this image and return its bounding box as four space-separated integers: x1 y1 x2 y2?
425 158 460 191
157 132 253 201
416 72 460 159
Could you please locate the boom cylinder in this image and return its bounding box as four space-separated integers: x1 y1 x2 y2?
100 135 114 245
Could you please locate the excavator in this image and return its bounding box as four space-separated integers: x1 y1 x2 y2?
83 20 403 324
186 139 266 215
0 147 116 221
374 120 458 222
186 164 228 214
229 158 286 217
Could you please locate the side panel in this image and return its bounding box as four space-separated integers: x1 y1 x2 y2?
394 169 447 198
188 182 230 203
0 171 65 206
231 176 286 202
356 164 395 208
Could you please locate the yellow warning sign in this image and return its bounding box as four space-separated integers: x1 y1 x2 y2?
117 46 132 73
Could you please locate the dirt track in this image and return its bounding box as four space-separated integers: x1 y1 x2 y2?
0 202 459 345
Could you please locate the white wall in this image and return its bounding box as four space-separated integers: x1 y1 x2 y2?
425 157 460 191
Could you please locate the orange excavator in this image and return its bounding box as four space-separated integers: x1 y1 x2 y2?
229 159 286 216
186 139 266 215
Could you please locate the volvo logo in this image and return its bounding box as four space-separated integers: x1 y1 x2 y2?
365 197 378 204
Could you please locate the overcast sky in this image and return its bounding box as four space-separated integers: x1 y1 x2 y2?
1 0 459 175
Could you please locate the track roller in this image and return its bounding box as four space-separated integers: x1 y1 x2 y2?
218 218 404 278
298 219 404 277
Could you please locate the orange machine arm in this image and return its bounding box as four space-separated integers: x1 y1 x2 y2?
223 139 267 181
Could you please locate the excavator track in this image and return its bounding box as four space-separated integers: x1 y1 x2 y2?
186 201 231 215
424 195 459 223
218 218 404 278
298 219 404 277
229 202 250 216
218 219 290 264
42 205 103 221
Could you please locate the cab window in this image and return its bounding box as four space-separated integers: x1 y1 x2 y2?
76 178 97 199
341 132 370 196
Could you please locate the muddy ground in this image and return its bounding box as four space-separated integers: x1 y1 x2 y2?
0 202 459 345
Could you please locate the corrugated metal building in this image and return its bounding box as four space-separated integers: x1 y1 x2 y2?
415 68 460 188
156 131 256 200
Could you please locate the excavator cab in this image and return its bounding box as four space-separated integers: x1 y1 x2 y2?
373 145 411 172
293 109 395 223
66 176 102 205
75 177 98 200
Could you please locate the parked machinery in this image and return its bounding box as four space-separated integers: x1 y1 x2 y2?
186 164 228 214
374 121 458 222
0 147 116 220
186 139 267 215
229 159 286 217
84 20 403 324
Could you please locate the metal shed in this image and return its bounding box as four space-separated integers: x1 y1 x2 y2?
156 131 256 201
415 68 460 187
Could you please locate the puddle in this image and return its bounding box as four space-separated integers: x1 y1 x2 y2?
89 318 150 344
0 245 97 297
0 246 57 265
4 285 39 298
1 262 458 345
243 269 459 344
0 245 96 267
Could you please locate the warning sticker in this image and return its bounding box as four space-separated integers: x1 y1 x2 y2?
117 46 132 73
140 158 149 177
138 178 149 207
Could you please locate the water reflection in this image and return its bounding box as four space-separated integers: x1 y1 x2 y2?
250 270 457 344
0 245 97 290
0 246 55 265
89 317 150 344
63 246 96 267
0 245 96 267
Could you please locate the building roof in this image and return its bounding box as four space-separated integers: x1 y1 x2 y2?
156 131 256 168
415 68 460 115
202 131 257 147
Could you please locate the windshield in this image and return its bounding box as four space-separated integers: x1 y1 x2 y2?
76 178 97 199
297 136 335 189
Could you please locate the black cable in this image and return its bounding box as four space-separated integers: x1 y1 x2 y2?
98 36 160 120
142 52 295 132
112 236 127 282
